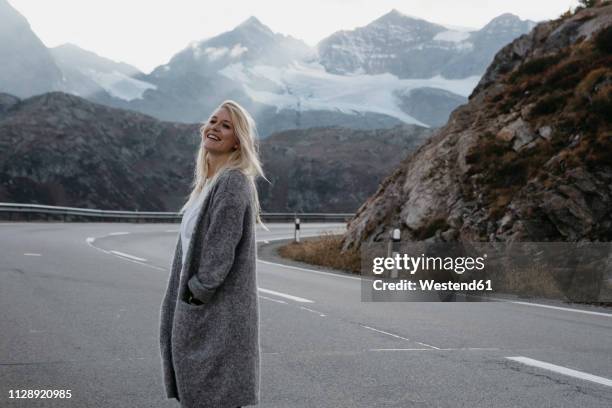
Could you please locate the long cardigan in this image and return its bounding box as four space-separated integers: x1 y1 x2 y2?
159 168 260 408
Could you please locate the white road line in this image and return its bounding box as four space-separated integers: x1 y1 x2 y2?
86 237 110 254
360 325 411 342
258 288 314 303
507 356 612 387
107 232 129 236
299 306 326 317
110 255 165 271
371 347 499 352
88 236 165 271
107 251 165 271
360 325 441 350
258 295 287 304
165 229 179 233
109 250 147 262
23 253 41 256
415 341 441 350
506 300 612 318
434 347 500 351
84 237 169 271
257 259 361 281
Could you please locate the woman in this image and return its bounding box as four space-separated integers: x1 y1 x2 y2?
159 100 268 408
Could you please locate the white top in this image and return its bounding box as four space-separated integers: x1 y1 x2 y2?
180 179 213 266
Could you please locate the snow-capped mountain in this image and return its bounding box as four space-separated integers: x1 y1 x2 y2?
87 16 321 133
317 9 537 79
93 13 491 133
0 0 63 98
106 10 535 133
150 16 315 79
51 43 156 100
318 9 450 78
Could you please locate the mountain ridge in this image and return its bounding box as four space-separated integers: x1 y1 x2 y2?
0 91 433 212
0 0 63 97
0 2 537 133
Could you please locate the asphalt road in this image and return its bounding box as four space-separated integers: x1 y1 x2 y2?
1 222 611 407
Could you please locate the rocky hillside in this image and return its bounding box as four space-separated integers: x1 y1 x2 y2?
258 125 433 212
342 4 612 250
0 92 199 211
0 92 432 212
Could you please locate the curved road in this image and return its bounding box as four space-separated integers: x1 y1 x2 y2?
1 222 611 407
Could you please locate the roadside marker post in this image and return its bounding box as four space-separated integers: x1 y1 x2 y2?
389 228 401 278
295 216 301 243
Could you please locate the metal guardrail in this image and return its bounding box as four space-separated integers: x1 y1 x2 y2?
0 203 354 223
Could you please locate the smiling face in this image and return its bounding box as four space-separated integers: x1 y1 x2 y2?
202 107 240 155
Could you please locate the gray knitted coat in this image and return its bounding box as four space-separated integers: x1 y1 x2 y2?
159 168 260 408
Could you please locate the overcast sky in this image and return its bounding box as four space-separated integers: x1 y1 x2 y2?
9 0 579 74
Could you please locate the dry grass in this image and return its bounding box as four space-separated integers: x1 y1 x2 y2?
277 232 361 274
488 187 514 218
491 263 566 299
575 67 610 98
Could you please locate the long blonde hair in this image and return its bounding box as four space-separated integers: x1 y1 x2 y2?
181 100 269 231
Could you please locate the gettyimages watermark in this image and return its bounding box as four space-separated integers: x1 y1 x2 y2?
360 241 612 303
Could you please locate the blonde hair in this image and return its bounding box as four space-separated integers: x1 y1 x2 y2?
181 100 270 231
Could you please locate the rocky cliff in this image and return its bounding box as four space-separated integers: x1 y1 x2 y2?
342 4 612 250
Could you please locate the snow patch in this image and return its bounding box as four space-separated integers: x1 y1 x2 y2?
86 69 156 101
453 41 474 51
204 46 229 61
230 43 248 57
434 30 471 42
439 23 477 32
219 61 480 127
191 43 248 61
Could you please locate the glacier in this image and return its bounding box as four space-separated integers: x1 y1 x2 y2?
219 60 480 127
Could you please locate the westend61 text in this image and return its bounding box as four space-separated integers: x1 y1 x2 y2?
373 279 493 291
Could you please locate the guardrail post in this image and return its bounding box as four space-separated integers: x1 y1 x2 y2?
294 215 300 243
